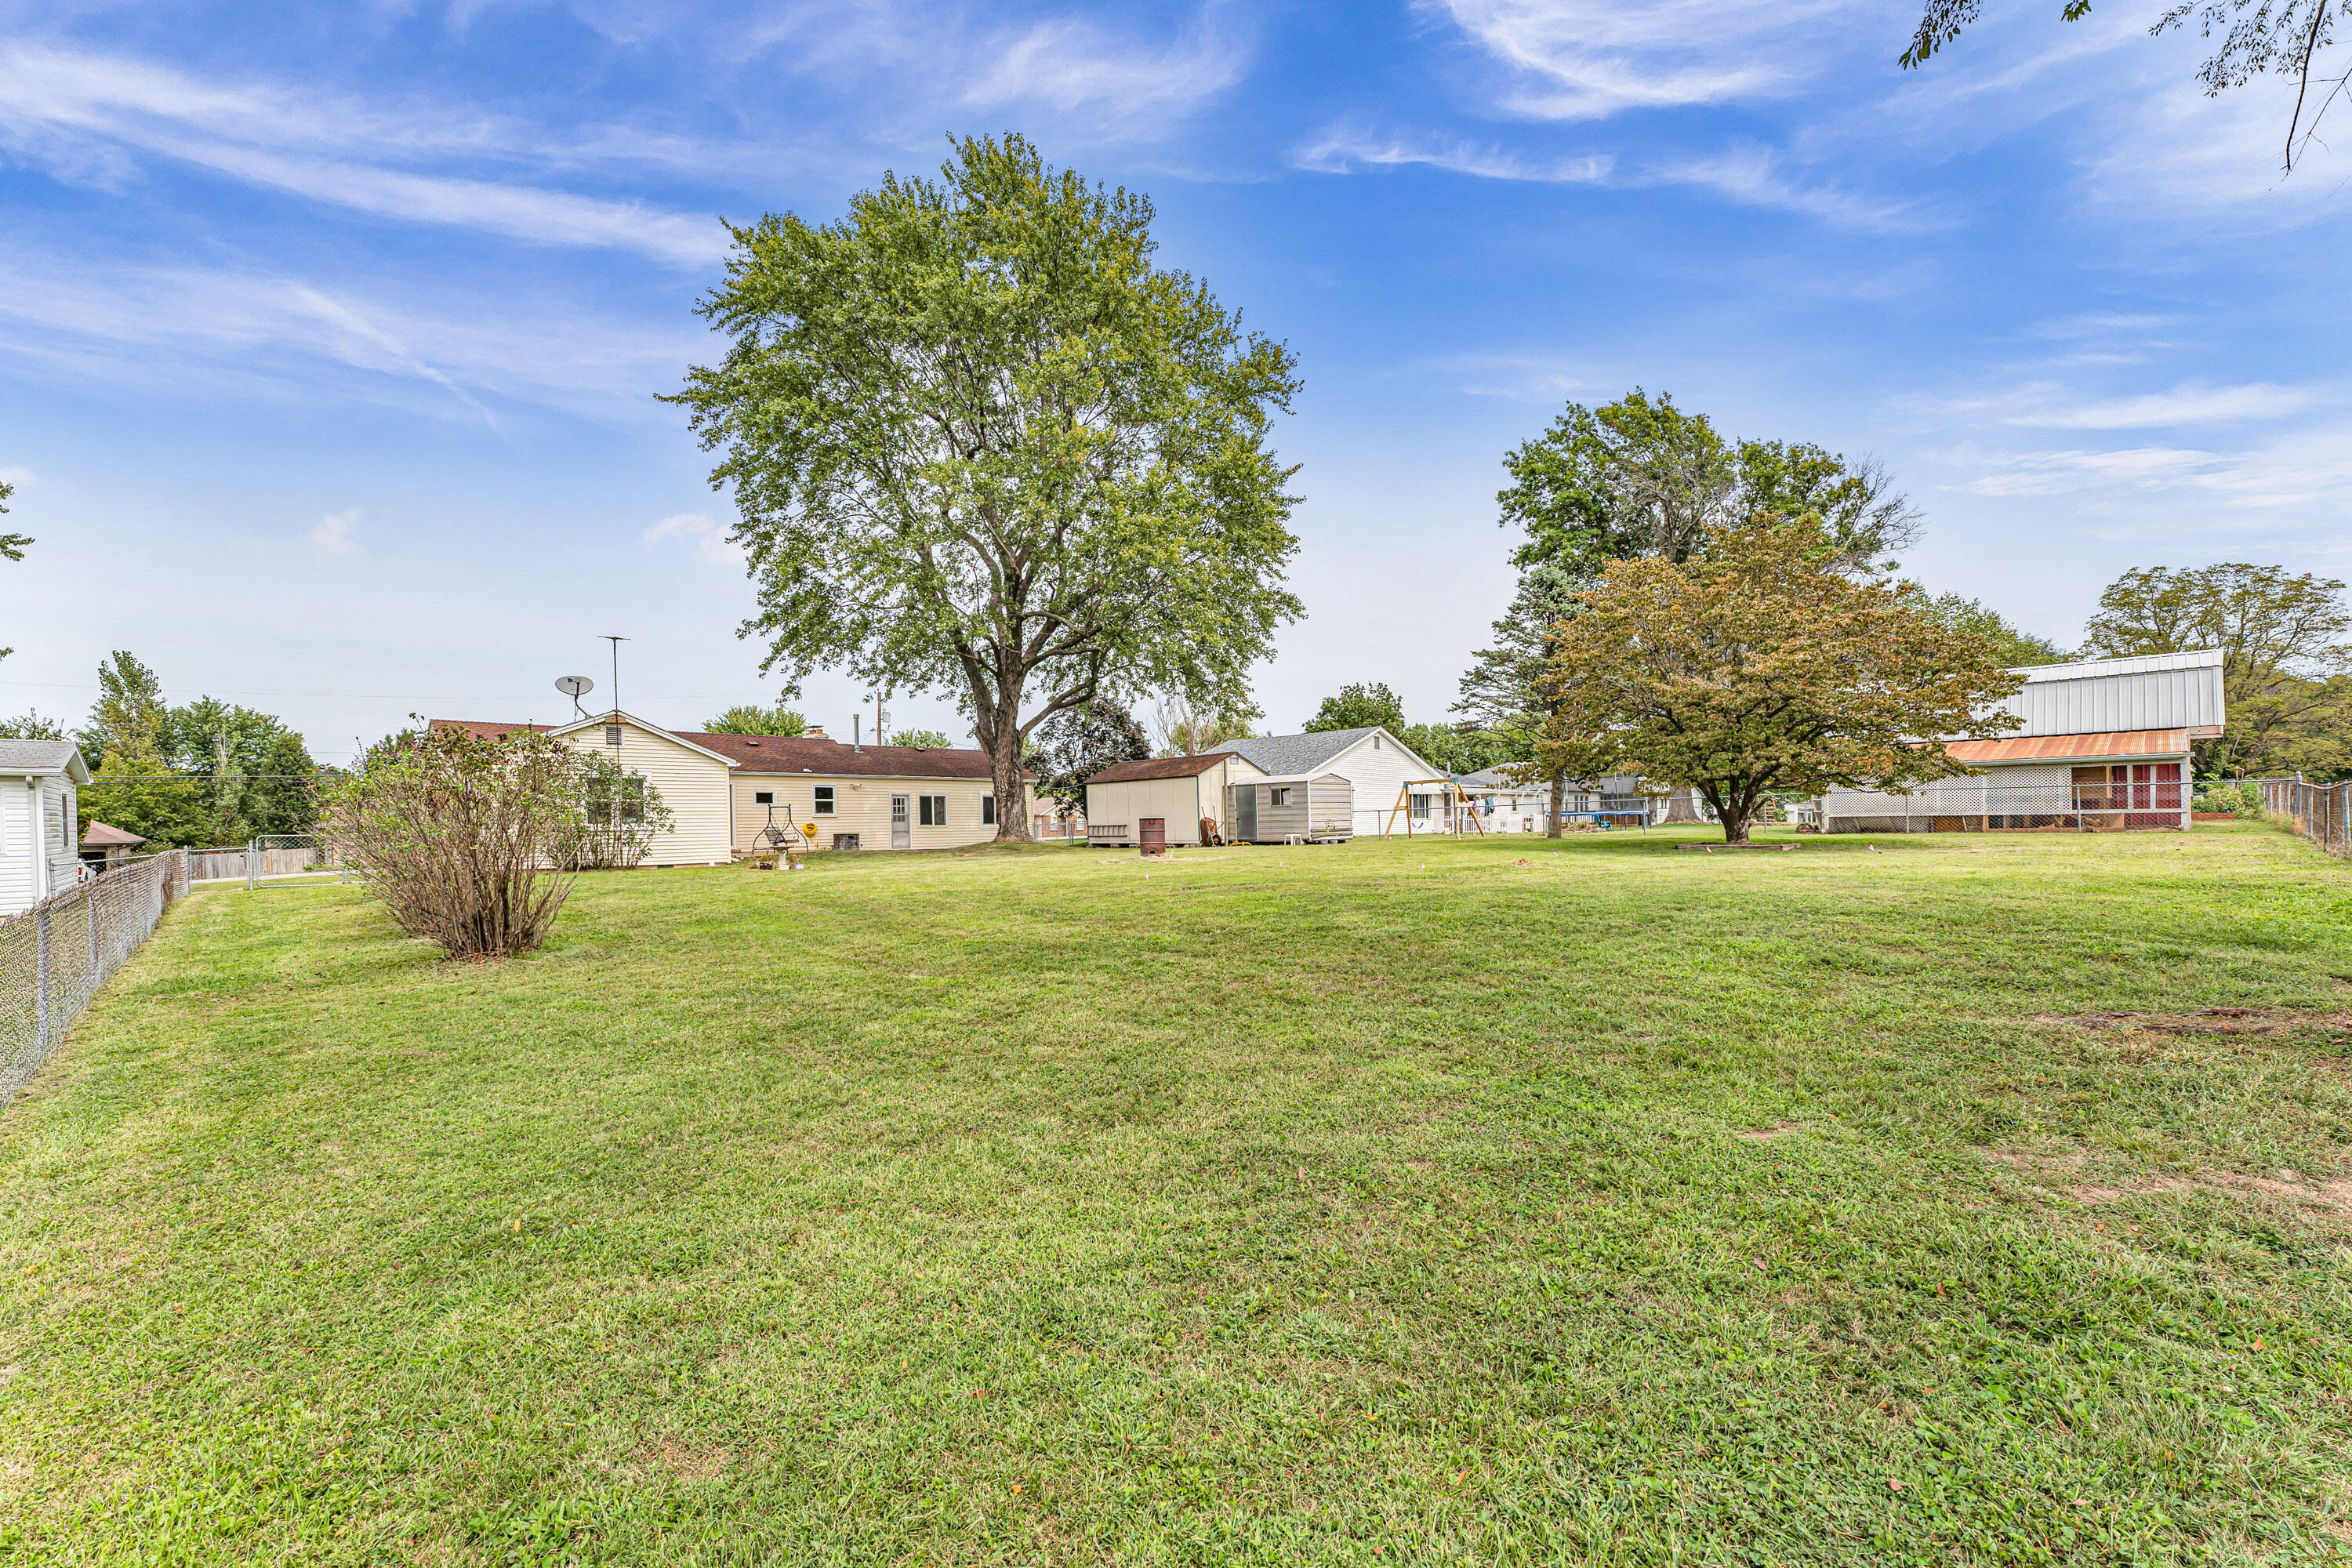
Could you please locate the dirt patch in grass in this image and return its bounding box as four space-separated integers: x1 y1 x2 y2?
652 1437 732 1480
1735 1123 1806 1142
2034 1007 2352 1037
1985 1145 2352 1214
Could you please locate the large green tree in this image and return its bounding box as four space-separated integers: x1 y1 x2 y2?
1911 590 2065 667
1456 562 1590 837
702 702 808 736
77 652 321 846
1501 390 1920 579
2080 563 2350 778
0 474 25 664
1030 698 1149 815
1537 514 2024 844
1902 0 2342 172
1302 682 1406 734
672 135 1305 843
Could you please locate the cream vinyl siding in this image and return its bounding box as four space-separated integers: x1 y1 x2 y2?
1083 755 1264 845
731 771 1035 852
556 719 735 865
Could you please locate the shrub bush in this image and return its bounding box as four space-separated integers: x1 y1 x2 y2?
325 725 665 957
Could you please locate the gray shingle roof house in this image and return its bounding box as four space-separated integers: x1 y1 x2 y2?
0 741 91 915
1207 727 1444 837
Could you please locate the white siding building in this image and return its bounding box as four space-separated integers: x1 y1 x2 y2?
1817 650 2226 833
1084 752 1267 847
1207 728 1450 837
0 741 92 916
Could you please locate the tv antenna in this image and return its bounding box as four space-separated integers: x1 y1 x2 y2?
601 636 629 716
555 674 594 720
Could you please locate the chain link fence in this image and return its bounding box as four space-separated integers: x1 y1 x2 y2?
187 833 338 887
2259 778 2352 859
1 850 191 1106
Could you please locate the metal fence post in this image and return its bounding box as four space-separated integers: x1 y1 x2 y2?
246 837 258 892
34 905 50 1054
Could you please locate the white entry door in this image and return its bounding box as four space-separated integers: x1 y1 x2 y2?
891 793 911 849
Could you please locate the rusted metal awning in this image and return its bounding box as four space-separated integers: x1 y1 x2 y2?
1944 728 2189 764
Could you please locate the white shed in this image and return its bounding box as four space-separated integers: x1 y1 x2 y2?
1207 727 1446 837
1084 752 1266 847
0 741 93 916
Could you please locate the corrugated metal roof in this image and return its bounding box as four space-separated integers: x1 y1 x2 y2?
1945 728 2188 764
2012 649 2222 681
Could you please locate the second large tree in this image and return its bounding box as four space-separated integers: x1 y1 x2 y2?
673 136 1304 840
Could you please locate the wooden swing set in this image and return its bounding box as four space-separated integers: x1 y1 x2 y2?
1382 779 1487 838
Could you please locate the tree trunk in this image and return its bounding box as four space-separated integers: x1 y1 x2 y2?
985 721 1034 844
1546 771 1565 839
1721 811 1751 845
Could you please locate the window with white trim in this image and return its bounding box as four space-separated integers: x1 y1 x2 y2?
815 786 836 815
604 723 622 747
918 793 947 826
753 790 775 806
1269 787 1290 807
979 795 996 825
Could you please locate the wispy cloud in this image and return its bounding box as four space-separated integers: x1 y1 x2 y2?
1296 125 1930 232
1934 379 2324 430
0 249 699 419
309 508 361 554
1424 0 1867 121
963 9 1251 135
0 43 726 263
644 512 742 567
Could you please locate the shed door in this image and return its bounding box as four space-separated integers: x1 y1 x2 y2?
890 793 911 849
1233 786 1256 841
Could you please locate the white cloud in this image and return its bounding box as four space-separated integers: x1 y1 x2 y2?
644 512 742 568
0 43 726 263
1294 126 1613 183
964 11 1250 134
0 249 699 419
1295 126 1927 231
309 508 361 554
1932 379 2324 431
1425 0 1867 121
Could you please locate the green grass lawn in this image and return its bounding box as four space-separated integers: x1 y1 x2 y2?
3 825 2350 1565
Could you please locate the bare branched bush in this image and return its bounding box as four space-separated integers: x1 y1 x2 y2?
325 724 644 957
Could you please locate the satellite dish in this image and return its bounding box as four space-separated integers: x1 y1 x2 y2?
556 674 594 717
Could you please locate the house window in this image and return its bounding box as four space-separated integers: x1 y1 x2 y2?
980 795 996 825
604 723 622 747
1269 787 1290 806
918 793 948 826
753 790 775 806
815 786 836 815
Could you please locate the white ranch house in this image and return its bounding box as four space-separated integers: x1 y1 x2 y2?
0 741 90 917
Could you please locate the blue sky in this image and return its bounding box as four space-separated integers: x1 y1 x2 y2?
2 0 2346 761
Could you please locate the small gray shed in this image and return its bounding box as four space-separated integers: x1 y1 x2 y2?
1226 772 1353 843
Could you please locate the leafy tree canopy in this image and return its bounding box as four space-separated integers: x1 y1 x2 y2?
1537 514 2024 843
0 713 67 740
702 702 808 735
1901 0 2343 172
1910 590 2066 667
1454 562 1589 831
1501 390 1920 580
1304 682 1406 734
2081 562 2350 777
76 650 321 846
1029 699 1149 814
889 728 956 750
1151 693 1258 757
671 133 1305 843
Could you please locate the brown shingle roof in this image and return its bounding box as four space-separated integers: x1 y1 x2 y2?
1087 753 1232 785
681 731 1026 780
431 720 1026 780
81 820 145 848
